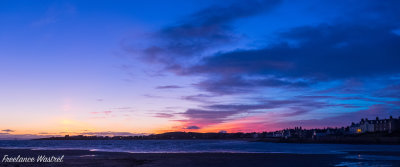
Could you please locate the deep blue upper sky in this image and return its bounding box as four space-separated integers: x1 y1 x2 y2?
0 0 399 137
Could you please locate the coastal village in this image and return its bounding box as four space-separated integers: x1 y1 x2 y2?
271 116 400 139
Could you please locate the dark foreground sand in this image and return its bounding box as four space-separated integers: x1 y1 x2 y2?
1 148 400 167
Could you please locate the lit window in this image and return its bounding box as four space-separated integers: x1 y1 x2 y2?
357 129 362 133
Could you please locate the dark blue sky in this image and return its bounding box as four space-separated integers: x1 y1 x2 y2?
0 0 399 137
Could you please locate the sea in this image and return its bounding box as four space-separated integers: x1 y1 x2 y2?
0 139 399 154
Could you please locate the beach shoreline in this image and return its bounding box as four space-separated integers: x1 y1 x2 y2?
1 148 400 167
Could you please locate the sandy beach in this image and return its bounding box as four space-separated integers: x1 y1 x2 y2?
1 148 400 167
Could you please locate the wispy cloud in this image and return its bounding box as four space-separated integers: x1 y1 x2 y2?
1 129 15 133
125 0 282 69
185 126 200 130
181 94 217 103
153 113 175 118
156 85 183 89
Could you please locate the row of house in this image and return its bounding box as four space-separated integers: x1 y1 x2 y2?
270 127 347 139
268 116 400 139
350 116 400 134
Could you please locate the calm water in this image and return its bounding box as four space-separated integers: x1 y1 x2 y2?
0 140 399 154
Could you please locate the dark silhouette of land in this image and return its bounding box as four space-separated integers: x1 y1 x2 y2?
35 131 400 144
36 116 400 144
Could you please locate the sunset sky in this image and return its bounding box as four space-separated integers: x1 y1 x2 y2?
1 0 400 138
